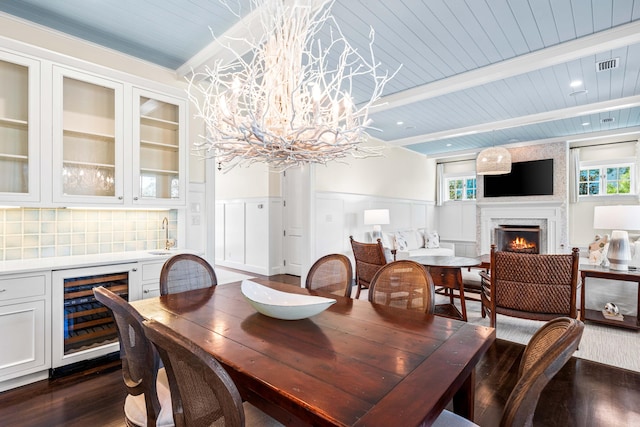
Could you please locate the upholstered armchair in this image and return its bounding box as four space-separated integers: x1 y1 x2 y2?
481 245 580 328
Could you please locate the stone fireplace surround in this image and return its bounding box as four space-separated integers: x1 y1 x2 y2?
475 141 569 256
478 201 565 255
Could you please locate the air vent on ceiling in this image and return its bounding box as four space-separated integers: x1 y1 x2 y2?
596 58 619 72
600 117 615 124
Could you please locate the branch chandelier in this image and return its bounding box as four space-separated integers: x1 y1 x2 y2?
187 0 398 172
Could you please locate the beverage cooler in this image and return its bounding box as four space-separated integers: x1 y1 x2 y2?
52 263 140 370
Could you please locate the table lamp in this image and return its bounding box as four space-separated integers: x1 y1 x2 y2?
593 205 640 270
364 209 390 241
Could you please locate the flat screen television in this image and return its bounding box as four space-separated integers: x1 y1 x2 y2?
483 158 554 197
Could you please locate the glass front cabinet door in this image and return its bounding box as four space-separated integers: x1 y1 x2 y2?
0 51 40 203
52 67 124 205
132 88 186 205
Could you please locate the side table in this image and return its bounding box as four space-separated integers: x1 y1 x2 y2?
411 255 481 322
580 265 640 330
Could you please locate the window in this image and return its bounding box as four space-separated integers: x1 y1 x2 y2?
579 163 633 196
445 176 476 201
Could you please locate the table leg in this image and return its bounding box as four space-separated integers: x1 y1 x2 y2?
580 271 586 321
452 369 475 421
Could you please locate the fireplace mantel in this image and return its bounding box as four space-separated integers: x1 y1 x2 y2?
478 201 566 255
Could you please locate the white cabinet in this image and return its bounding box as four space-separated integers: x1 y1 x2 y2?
0 51 41 203
52 66 125 205
0 46 188 208
0 272 50 390
132 88 186 205
140 259 166 299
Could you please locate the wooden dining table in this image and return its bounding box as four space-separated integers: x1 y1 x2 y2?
131 279 495 426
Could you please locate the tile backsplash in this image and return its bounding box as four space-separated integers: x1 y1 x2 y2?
0 208 178 261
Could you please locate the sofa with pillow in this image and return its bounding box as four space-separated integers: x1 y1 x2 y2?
375 229 455 260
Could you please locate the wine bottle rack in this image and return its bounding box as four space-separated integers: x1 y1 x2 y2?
62 272 129 355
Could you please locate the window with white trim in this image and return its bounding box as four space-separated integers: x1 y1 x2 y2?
578 162 633 196
445 175 476 201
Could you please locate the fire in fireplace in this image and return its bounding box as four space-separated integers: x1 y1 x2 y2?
495 225 541 254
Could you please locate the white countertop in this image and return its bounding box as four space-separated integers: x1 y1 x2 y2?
0 249 199 275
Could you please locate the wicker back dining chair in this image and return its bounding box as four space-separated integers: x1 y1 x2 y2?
349 236 387 299
93 286 173 427
368 260 435 313
481 245 580 328
433 317 584 427
159 253 217 296
305 254 353 297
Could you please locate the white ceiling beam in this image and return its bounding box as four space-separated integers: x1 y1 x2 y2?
386 95 640 147
373 20 640 113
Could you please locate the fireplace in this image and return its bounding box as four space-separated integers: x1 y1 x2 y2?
495 225 541 254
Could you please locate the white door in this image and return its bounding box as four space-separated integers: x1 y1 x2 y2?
283 167 305 276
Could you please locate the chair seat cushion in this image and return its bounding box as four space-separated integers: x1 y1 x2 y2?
124 367 174 427
432 409 478 427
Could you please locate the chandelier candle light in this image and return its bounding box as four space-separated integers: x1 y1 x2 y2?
187 0 397 172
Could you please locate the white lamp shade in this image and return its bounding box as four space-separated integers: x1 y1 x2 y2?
364 209 390 225
476 146 512 175
593 205 640 231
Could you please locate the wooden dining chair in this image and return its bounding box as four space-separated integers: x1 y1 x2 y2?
349 236 387 299
480 245 580 328
368 260 435 313
142 318 283 427
93 286 174 427
305 253 353 297
433 317 584 427
159 253 217 295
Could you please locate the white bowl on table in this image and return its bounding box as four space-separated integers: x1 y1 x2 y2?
241 280 336 320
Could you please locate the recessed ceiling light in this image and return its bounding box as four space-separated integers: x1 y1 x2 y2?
582 122 590 126
570 80 583 87
396 121 404 125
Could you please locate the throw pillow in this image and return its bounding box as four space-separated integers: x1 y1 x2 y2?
425 231 440 249
398 230 421 251
380 232 394 249
394 232 408 251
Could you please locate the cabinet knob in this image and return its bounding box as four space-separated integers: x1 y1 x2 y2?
118 196 123 200
143 289 149 293
132 268 138 272
134 196 139 200
0 289 6 292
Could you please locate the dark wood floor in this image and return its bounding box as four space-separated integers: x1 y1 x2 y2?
1 270 639 427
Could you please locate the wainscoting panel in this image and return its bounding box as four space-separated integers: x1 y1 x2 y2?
215 198 283 276
314 192 433 263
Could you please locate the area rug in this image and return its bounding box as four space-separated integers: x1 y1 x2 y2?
359 288 639 372
456 297 640 373
216 269 255 285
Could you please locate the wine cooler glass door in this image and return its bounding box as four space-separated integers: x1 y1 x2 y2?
52 263 139 369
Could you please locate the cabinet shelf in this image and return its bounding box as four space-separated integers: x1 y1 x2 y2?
0 153 28 161
63 128 115 141
63 160 116 169
0 117 28 128
140 167 179 175
140 139 179 151
141 115 178 130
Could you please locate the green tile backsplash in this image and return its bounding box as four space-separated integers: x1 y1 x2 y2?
0 208 178 261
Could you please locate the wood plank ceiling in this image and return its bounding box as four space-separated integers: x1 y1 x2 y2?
1 0 639 158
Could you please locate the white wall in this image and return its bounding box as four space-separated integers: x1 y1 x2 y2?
313 191 433 262
315 142 436 200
